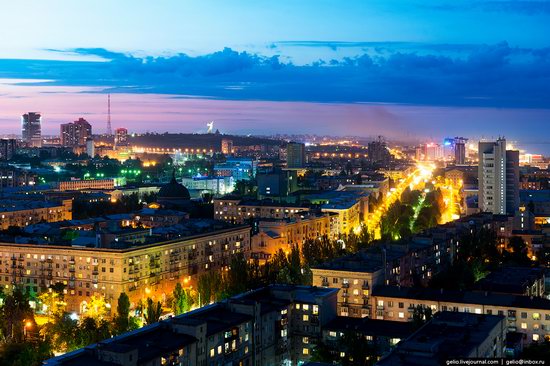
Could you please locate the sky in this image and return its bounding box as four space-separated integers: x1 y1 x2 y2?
1 0 550 153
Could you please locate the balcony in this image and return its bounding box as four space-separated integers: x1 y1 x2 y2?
341 283 349 289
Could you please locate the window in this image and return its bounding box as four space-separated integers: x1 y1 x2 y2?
521 312 527 319
329 331 337 337
475 308 482 314
398 312 405 319
521 323 527 329
398 302 404 309
388 301 393 308
312 305 319 315
303 314 309 321
210 348 214 357
303 304 309 311
487 309 493 315
464 307 471 313
533 313 541 320
377 300 384 307
303 348 309 355
533 334 540 341
295 304 301 310
217 345 222 355
303 337 309 344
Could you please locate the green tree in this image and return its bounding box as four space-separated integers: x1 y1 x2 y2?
412 305 433 330
144 298 162 325
113 292 131 334
172 283 192 315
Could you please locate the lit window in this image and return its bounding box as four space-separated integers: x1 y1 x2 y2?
533 313 541 320
303 348 309 355
303 314 309 322
398 312 405 319
303 304 309 311
303 337 309 344
210 348 214 357
533 334 540 341
312 305 319 315
521 323 527 329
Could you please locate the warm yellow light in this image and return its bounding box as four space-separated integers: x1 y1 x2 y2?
25 321 32 328
145 287 151 294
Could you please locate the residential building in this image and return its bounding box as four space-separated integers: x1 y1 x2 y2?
214 197 309 224
474 267 545 297
252 212 339 259
0 199 72 230
378 311 506 365
0 138 17 160
286 142 305 168
115 128 129 148
44 285 338 366
60 118 92 147
0 224 251 314
0 168 37 188
371 286 550 344
454 137 467 164
221 138 233 154
367 138 391 166
21 112 42 147
478 138 519 215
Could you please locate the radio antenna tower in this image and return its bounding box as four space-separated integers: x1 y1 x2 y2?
107 94 113 135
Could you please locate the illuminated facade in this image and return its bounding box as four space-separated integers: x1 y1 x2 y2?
0 225 250 313
0 199 72 230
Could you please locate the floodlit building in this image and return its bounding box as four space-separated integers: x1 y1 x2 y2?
60 118 92 148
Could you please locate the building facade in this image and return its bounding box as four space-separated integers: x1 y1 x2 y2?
21 112 42 147
60 118 92 148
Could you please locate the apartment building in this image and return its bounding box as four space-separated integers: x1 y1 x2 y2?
251 212 339 259
378 311 506 365
0 225 251 314
214 197 310 224
312 238 454 318
371 286 550 344
0 199 72 230
44 285 338 366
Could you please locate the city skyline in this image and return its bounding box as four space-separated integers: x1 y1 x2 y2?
0 1 549 153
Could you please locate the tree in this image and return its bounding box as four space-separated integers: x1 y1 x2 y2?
84 295 108 321
38 283 66 321
412 305 433 330
113 292 131 334
144 298 162 325
172 283 192 316
225 253 249 296
0 287 35 343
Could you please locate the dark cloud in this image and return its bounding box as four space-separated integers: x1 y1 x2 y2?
0 43 549 109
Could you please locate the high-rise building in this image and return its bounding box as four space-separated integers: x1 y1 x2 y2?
478 138 519 215
425 143 444 161
60 118 92 147
114 127 128 148
286 141 305 168
86 138 95 157
221 138 233 154
368 137 391 165
21 112 42 147
454 137 467 164
0 138 17 160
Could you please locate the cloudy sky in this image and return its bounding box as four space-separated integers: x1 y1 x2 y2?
1 1 549 152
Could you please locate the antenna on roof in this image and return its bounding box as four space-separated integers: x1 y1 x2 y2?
107 94 113 136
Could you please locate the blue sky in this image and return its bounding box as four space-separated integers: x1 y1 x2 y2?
0 0 549 152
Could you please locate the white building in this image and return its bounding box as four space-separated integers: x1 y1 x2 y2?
181 175 234 196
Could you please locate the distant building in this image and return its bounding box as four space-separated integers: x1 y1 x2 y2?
425 142 444 161
378 311 506 365
0 198 72 230
0 168 37 188
367 138 391 165
60 118 92 147
475 267 545 297
86 138 95 157
181 175 234 196
213 157 257 181
114 127 128 148
257 169 298 198
221 138 233 154
0 138 17 160
58 179 117 191
478 138 519 215
454 137 467 164
286 141 305 168
21 112 42 147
